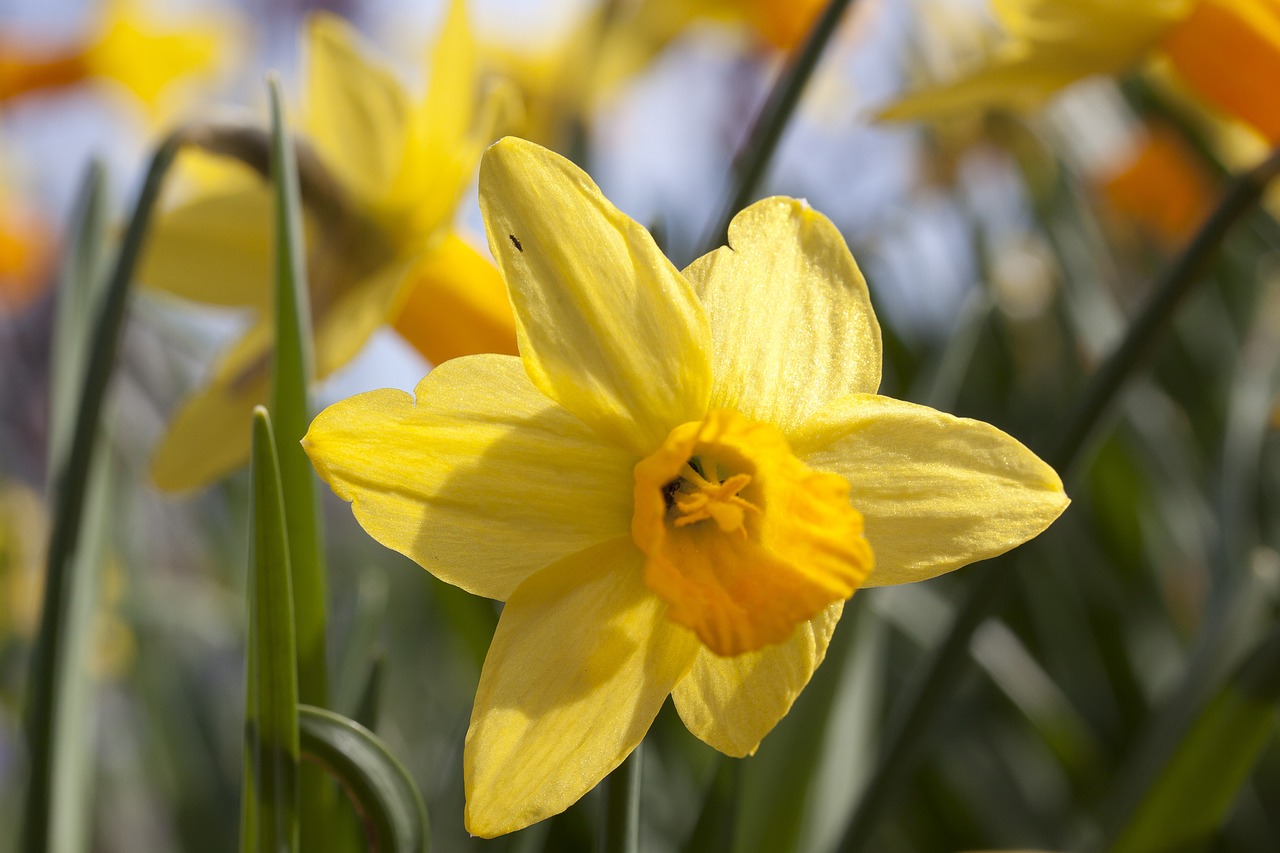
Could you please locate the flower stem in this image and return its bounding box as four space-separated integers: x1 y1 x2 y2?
699 0 858 256
835 140 1280 853
600 743 642 853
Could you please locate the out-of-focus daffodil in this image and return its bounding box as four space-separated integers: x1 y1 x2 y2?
629 0 828 52
0 480 46 641
143 4 516 493
1100 124 1216 242
484 0 825 148
0 0 229 116
0 481 135 679
0 178 54 314
303 138 1069 836
883 0 1280 142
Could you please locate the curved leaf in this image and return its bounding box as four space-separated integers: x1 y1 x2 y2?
298 705 430 853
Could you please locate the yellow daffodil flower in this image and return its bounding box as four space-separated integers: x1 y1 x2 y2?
143 4 516 492
303 137 1069 836
1099 124 1215 242
0 178 53 314
486 0 824 148
883 0 1280 142
0 0 229 116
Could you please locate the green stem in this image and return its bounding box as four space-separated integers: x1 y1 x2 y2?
699 0 858 255
600 744 642 853
21 132 184 852
835 140 1280 853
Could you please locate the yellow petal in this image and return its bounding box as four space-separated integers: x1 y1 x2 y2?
992 0 1189 45
882 0 1190 122
389 232 518 365
792 393 1068 587
303 355 636 600
683 197 881 435
1161 0 1280 141
464 538 699 837
312 257 410 378
413 0 476 195
303 13 409 205
139 182 273 310
87 0 224 110
385 0 491 234
150 323 270 492
672 602 841 757
478 137 712 455
877 47 1094 121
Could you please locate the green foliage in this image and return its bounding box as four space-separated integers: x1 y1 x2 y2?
242 409 300 853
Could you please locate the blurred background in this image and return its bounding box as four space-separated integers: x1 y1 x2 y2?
4 0 1280 850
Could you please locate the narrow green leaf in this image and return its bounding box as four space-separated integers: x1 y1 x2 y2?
47 438 113 853
267 73 332 850
36 160 113 853
266 73 328 708
700 0 858 256
48 161 108 476
1107 624 1280 852
601 743 642 853
22 135 182 853
242 408 300 853
297 705 430 853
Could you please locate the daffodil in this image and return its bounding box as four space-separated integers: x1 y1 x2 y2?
485 0 824 148
143 4 516 492
302 137 1069 836
0 175 53 314
0 0 230 116
883 0 1280 142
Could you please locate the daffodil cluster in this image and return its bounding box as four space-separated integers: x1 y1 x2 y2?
883 0 1280 142
304 137 1068 836
143 3 516 492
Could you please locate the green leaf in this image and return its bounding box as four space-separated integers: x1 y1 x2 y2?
36 161 114 853
22 136 183 853
48 161 108 476
242 408 300 853
601 743 642 853
267 73 332 850
1108 623 1280 852
297 705 430 853
266 73 328 709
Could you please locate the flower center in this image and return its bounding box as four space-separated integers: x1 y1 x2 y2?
633 410 874 657
666 457 759 534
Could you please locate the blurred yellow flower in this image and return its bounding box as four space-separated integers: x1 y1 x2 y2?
303 137 1069 836
485 0 825 148
1099 123 1216 242
0 180 54 314
0 0 229 115
0 480 47 641
143 4 516 492
0 480 133 679
883 0 1280 142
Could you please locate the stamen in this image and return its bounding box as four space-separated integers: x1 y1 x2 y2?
672 470 759 535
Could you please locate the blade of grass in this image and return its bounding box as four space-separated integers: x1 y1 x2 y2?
39 161 111 853
835 141 1280 853
47 436 114 853
1107 622 1280 851
267 74 332 850
699 0 860 257
266 74 328 709
242 408 300 853
297 705 430 853
600 743 642 853
48 161 107 476
21 134 183 853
